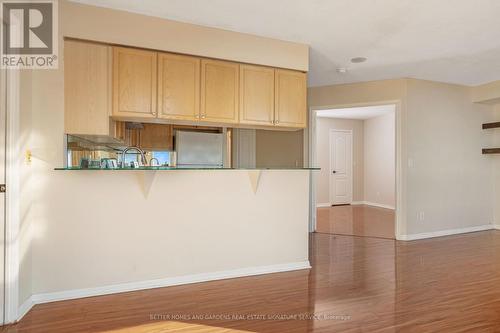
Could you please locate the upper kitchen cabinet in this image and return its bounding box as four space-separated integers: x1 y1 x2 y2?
274 69 307 128
200 59 239 124
239 64 275 126
113 47 157 118
157 53 201 121
69 42 307 130
64 40 112 135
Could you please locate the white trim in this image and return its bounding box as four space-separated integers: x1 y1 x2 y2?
307 107 318 232
28 261 311 306
494 225 500 230
351 201 395 210
4 69 20 324
398 225 494 241
17 297 34 322
365 202 395 210
329 129 353 205
316 203 331 208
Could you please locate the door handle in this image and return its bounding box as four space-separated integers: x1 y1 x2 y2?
332 171 336 174
0 184 5 193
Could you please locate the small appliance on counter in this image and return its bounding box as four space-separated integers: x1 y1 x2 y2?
175 131 223 168
80 157 101 169
100 158 118 169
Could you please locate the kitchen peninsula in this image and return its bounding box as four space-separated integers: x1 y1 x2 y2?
48 166 314 299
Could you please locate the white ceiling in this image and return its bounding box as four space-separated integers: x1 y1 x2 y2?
71 0 500 87
316 105 395 120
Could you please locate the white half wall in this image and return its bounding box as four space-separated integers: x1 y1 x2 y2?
32 170 310 295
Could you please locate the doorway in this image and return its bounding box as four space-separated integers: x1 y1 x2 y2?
0 67 6 324
329 130 353 205
309 103 399 239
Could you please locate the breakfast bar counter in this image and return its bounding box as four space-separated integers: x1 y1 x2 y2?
36 169 315 298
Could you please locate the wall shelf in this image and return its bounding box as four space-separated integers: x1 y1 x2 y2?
482 122 500 129
482 148 500 154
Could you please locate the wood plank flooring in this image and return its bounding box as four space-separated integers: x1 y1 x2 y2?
316 204 395 239
3 230 500 332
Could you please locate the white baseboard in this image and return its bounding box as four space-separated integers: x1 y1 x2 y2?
317 201 395 210
17 296 34 322
23 261 310 314
351 201 395 210
398 225 494 241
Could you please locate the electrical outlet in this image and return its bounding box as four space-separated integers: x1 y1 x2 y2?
418 211 425 221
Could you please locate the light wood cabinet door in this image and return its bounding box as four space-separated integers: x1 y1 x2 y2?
200 59 239 124
113 47 157 118
274 69 307 128
239 64 275 126
64 40 111 135
158 53 200 121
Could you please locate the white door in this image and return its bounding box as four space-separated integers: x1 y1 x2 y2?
329 130 353 205
0 68 6 324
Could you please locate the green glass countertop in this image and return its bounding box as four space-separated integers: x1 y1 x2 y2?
54 167 320 171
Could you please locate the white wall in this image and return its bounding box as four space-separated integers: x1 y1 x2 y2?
405 79 495 235
19 71 34 307
308 78 497 238
364 111 395 208
315 118 364 205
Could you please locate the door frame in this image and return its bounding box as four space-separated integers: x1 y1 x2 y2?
4 68 21 324
307 100 404 240
329 129 353 206
0 67 5 326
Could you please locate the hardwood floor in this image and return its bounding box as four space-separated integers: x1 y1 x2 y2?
316 204 395 239
4 230 500 332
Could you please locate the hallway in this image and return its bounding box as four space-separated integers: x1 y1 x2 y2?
316 204 395 239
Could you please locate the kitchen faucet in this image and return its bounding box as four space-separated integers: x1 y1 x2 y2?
149 157 160 166
121 146 147 168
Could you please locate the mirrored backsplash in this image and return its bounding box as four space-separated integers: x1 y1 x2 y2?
66 121 305 169
66 122 225 169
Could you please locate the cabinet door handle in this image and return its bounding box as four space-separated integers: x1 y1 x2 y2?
275 120 280 125
201 114 206 119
